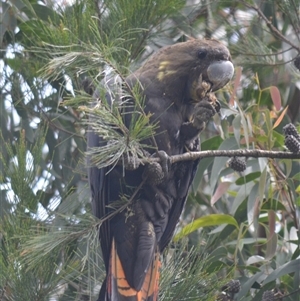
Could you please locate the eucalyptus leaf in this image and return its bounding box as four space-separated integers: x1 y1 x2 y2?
174 214 239 242
258 167 267 204
230 182 255 215
247 182 259 232
236 171 261 185
236 271 265 299
262 259 300 285
192 157 213 192
265 231 277 260
210 137 239 192
233 114 241 147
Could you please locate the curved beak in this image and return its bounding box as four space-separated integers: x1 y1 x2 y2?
207 60 234 91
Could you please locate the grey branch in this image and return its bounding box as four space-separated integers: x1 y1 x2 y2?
146 149 300 164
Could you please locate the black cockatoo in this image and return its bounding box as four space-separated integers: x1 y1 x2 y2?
88 39 234 301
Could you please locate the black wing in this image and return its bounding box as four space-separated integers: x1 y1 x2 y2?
88 80 201 299
87 127 111 269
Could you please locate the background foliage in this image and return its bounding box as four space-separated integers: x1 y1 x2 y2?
0 0 299 300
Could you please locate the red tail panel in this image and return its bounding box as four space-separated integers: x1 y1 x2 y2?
107 239 160 301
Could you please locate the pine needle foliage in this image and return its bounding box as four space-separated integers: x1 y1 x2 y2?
0 128 46 215
83 83 158 169
20 219 228 301
159 242 225 301
40 41 159 169
0 127 65 301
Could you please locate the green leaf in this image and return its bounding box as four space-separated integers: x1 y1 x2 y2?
262 259 300 285
258 157 268 172
265 232 277 260
283 159 292 178
236 171 261 185
258 167 267 203
292 172 300 181
247 183 259 231
173 214 239 242
232 114 241 147
31 4 61 22
205 260 227 273
239 106 250 148
192 157 214 191
226 237 267 246
200 135 223 151
230 182 255 215
237 265 261 274
261 199 286 211
210 137 238 192
236 271 265 299
292 246 300 260
272 130 284 147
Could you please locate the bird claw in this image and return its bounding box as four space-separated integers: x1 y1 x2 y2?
192 97 219 130
191 74 220 113
195 75 212 99
142 150 171 185
206 92 221 113
180 94 220 144
157 150 171 176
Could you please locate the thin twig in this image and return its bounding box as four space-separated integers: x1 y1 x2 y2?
241 1 300 53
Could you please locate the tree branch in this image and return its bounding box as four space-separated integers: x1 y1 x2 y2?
145 149 300 164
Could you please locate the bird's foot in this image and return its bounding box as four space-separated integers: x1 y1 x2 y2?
182 98 219 135
194 75 221 113
180 95 219 144
205 92 221 113
192 96 220 130
195 75 212 99
142 150 171 185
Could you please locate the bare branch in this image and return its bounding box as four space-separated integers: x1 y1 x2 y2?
144 149 300 164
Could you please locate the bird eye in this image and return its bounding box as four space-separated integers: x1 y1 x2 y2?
197 50 207 59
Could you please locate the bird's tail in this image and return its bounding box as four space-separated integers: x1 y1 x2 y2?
104 238 160 301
